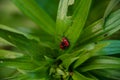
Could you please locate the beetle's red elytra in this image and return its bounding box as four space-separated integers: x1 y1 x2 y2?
60 37 70 49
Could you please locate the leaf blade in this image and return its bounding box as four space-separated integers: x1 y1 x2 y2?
0 58 38 70
103 0 120 19
96 40 120 56
12 0 55 35
65 0 92 51
0 24 45 62
92 69 120 80
73 42 108 69
80 56 120 72
78 9 120 46
72 71 94 80
0 50 23 59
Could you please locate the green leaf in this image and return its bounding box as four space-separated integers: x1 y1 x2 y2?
103 0 120 19
57 49 81 70
36 0 59 20
92 69 120 80
0 67 18 80
85 0 109 27
0 37 14 46
78 9 120 46
31 30 54 45
102 0 120 29
26 64 50 79
96 40 120 55
1 62 49 80
11 74 30 80
77 19 103 45
12 0 55 35
0 50 23 59
0 58 39 70
80 56 120 72
56 0 74 30
8 71 49 80
65 0 92 50
83 72 99 80
73 42 108 69
72 71 94 80
0 24 46 62
56 0 74 44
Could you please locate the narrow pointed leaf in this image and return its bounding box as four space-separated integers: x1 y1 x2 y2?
57 50 81 70
72 71 94 80
0 37 14 46
85 0 110 27
0 50 23 59
80 56 120 72
73 42 108 69
0 58 38 70
103 0 120 19
78 9 120 45
92 69 120 80
56 0 74 44
27 64 49 79
96 40 120 55
83 72 99 80
12 0 55 35
65 0 92 51
36 0 59 20
0 24 45 61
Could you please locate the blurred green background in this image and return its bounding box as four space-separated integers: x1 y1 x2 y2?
0 0 36 27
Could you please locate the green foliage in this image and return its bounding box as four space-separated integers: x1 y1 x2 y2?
0 25 46 61
103 0 120 20
36 0 59 20
96 40 120 55
66 0 92 49
0 0 120 80
77 8 120 46
0 50 23 59
80 56 120 72
92 69 120 80
73 42 109 69
12 0 55 35
72 71 94 80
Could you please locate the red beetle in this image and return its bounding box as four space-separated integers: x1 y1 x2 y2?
60 37 70 49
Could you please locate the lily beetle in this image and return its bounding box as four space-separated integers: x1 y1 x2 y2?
60 37 70 49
